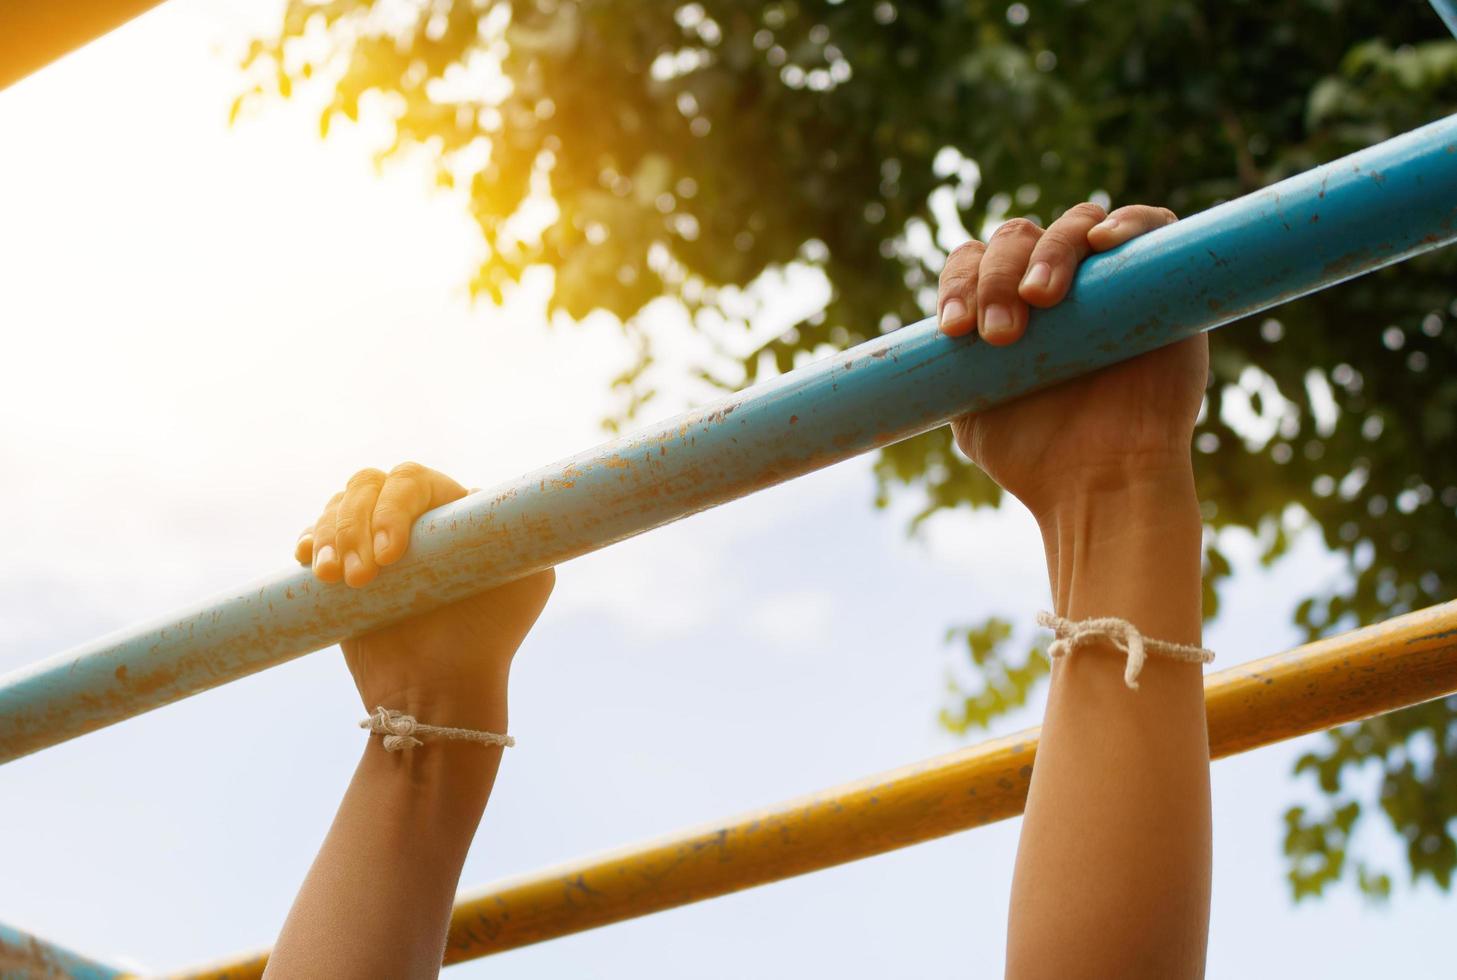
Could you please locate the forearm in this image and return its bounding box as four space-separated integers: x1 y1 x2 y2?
264 700 505 980
1007 465 1211 979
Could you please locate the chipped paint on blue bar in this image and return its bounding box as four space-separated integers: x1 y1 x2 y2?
0 921 131 979
2 115 1456 765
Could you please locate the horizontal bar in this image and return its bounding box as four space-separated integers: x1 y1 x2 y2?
3 116 1457 766
1432 0 1457 39
0 1 170 91
164 601 1457 978
0 920 133 979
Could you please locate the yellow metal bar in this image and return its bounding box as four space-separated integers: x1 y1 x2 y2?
168 601 1457 978
0 1 170 91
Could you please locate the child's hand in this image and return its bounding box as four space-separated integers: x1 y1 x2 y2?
295 463 553 731
936 204 1208 519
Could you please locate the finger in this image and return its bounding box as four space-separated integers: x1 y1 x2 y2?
937 240 985 337
1087 204 1178 252
1017 202 1107 307
371 461 469 566
311 492 345 583
334 468 387 587
976 217 1042 345
294 526 315 565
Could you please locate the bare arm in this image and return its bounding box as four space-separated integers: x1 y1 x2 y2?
939 203 1212 978
265 465 553 979
1010 469 1210 977
266 728 500 978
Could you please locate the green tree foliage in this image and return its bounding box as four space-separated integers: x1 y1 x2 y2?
939 617 1049 734
239 0 1457 900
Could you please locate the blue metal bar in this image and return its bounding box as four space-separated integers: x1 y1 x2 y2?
0 921 132 979
2 115 1455 765
1431 0 1457 38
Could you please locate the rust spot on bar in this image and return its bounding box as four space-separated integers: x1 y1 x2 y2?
0 933 76 979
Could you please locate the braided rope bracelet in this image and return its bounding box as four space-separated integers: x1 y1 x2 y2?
1037 611 1214 689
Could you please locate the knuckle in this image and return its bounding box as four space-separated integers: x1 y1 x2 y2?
939 270 975 296
942 242 985 282
992 217 1041 239
333 515 363 541
346 468 386 491
1064 201 1108 223
389 460 427 481
1036 229 1081 261
946 240 986 263
372 504 405 528
977 267 1020 292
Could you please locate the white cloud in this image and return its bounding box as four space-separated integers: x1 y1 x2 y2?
744 588 837 653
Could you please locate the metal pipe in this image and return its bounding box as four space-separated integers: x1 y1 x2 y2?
3 115 1456 765
1431 0 1457 39
0 1 170 91
161 600 1457 977
0 920 133 979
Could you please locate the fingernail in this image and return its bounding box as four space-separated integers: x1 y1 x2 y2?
982 304 1012 338
344 552 362 580
1022 262 1051 290
940 297 969 331
373 530 390 555
315 544 336 569
1094 216 1120 234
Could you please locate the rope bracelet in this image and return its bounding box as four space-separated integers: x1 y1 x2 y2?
1037 611 1215 690
359 706 515 752
358 614 1210 750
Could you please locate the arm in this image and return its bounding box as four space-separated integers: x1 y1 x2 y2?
1014 468 1209 977
264 724 498 979
938 204 1212 978
265 464 554 979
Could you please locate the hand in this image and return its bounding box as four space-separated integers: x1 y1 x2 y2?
936 203 1208 518
295 462 554 729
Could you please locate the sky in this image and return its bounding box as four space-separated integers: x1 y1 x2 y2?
0 2 1452 977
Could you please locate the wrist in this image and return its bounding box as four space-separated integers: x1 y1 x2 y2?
1028 455 1195 517
1037 464 1203 646
351 740 500 870
356 686 511 799
357 729 504 823
358 686 509 733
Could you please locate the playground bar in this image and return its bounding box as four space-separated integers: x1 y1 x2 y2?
157 600 1457 977
1432 0 1457 39
1 114 1456 765
0 920 129 980
0 1 170 91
